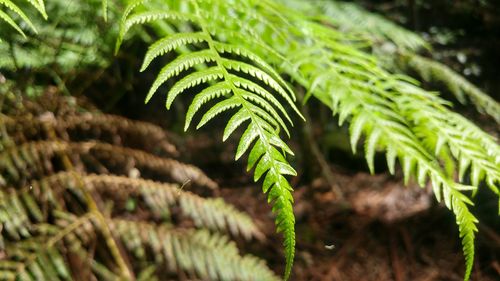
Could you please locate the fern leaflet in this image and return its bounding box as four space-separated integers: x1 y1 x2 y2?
116 1 303 279
0 0 47 39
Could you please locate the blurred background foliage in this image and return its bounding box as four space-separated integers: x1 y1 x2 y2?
357 0 500 101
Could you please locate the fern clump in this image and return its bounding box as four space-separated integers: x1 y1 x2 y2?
0 93 278 280
307 0 500 124
0 0 118 99
1 0 499 280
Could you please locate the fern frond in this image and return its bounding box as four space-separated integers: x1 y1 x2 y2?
0 213 94 280
0 239 71 280
394 83 500 191
303 0 500 123
0 0 47 38
0 0 117 78
445 188 478 281
26 0 47 18
0 141 217 189
118 1 302 278
1 174 271 280
246 3 487 279
116 9 197 51
295 39 481 281
345 97 480 279
310 0 429 51
403 53 500 123
0 8 26 38
140 32 209 71
61 172 262 239
1 178 271 280
0 189 44 240
0 113 178 156
113 219 280 281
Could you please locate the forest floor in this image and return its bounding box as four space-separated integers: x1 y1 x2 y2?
181 130 500 281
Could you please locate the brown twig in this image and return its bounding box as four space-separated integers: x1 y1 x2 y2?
389 228 405 281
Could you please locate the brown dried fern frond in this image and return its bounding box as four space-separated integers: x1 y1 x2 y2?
1 211 278 281
0 113 178 156
1 90 275 280
112 219 278 281
2 172 262 240
1 178 273 280
0 141 216 189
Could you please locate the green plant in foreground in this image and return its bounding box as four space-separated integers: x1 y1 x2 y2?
2 0 499 280
0 0 47 40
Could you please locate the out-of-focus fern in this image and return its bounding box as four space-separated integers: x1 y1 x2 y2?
310 0 429 51
0 93 278 280
1 207 277 281
0 139 219 188
0 0 47 40
0 0 115 71
1 113 179 156
0 0 119 99
114 220 277 280
401 53 500 123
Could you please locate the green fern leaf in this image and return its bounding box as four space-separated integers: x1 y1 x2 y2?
0 0 40 38
141 32 209 71
223 108 251 141
145 50 218 103
165 67 224 108
0 8 25 37
117 10 196 49
186 83 232 131
118 2 301 279
213 42 297 103
26 0 47 19
364 128 381 174
197 97 242 129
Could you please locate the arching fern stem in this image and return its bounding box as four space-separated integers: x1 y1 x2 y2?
115 1 304 279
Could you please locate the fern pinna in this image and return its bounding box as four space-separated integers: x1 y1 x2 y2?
0 92 280 281
116 0 303 278
0 0 47 41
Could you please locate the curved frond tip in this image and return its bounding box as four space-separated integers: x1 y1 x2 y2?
117 1 303 278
